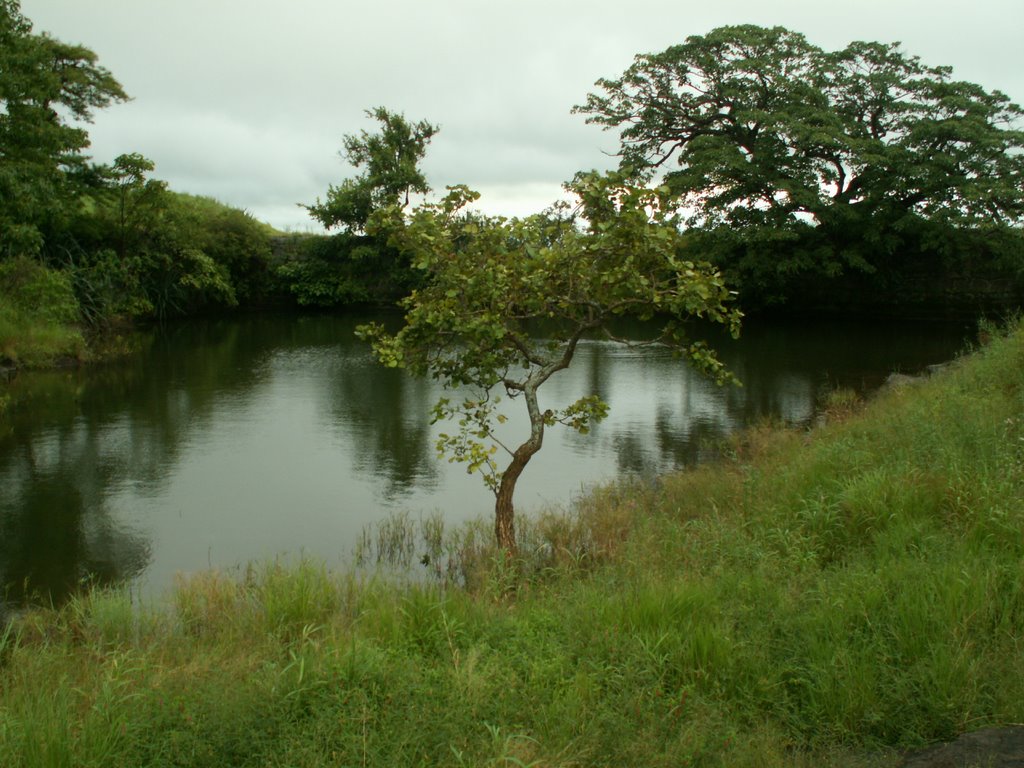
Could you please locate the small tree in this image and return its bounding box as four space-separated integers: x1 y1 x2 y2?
73 155 239 322
359 173 741 552
103 153 168 263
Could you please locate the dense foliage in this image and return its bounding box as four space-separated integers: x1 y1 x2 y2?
0 0 126 260
0 256 84 366
4 2 1023 368
360 173 741 549
576 25 1024 308
276 230 421 308
68 159 276 323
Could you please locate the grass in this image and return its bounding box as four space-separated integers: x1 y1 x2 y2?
0 301 85 369
0 258 86 369
1 320 1022 766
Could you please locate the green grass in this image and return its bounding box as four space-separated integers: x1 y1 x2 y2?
1 320 1022 767
0 258 86 369
0 300 86 369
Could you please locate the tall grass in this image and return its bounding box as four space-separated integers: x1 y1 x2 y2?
1 320 1022 766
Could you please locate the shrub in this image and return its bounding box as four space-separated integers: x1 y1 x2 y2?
0 257 85 366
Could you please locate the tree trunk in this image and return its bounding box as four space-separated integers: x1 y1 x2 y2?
493 382 546 554
494 452 529 553
491 331 591 554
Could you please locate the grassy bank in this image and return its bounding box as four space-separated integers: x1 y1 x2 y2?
1 321 1022 767
0 258 86 370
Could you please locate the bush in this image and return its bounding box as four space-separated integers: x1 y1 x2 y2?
0 257 80 325
0 257 85 366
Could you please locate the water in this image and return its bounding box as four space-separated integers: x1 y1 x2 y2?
0 312 972 604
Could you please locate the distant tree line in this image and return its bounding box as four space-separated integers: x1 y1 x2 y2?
3 0 1024 371
0 1 292 366
276 107 438 308
296 26 1024 317
0 0 439 369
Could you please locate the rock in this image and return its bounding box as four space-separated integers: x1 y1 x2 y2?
883 360 955 391
901 726 1024 767
884 372 923 389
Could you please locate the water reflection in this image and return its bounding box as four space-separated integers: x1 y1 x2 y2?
0 417 152 604
0 313 972 604
320 353 438 499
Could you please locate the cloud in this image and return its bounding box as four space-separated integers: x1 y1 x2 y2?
20 0 1024 231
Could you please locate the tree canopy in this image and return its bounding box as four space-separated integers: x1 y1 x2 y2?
575 25 1024 304
0 0 128 258
70 156 279 322
359 173 741 551
306 107 439 233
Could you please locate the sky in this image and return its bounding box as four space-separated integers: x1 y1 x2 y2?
20 0 1024 232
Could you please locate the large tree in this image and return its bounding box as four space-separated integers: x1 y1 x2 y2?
575 25 1024 303
359 173 741 552
0 0 127 258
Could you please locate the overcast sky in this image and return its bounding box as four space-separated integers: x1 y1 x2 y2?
21 0 1024 232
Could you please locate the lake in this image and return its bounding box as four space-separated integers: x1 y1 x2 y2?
0 312 973 605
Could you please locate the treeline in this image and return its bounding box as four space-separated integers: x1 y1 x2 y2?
0 168 284 367
0 3 419 369
5 1 1024 369
0 2 272 367
575 25 1024 316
